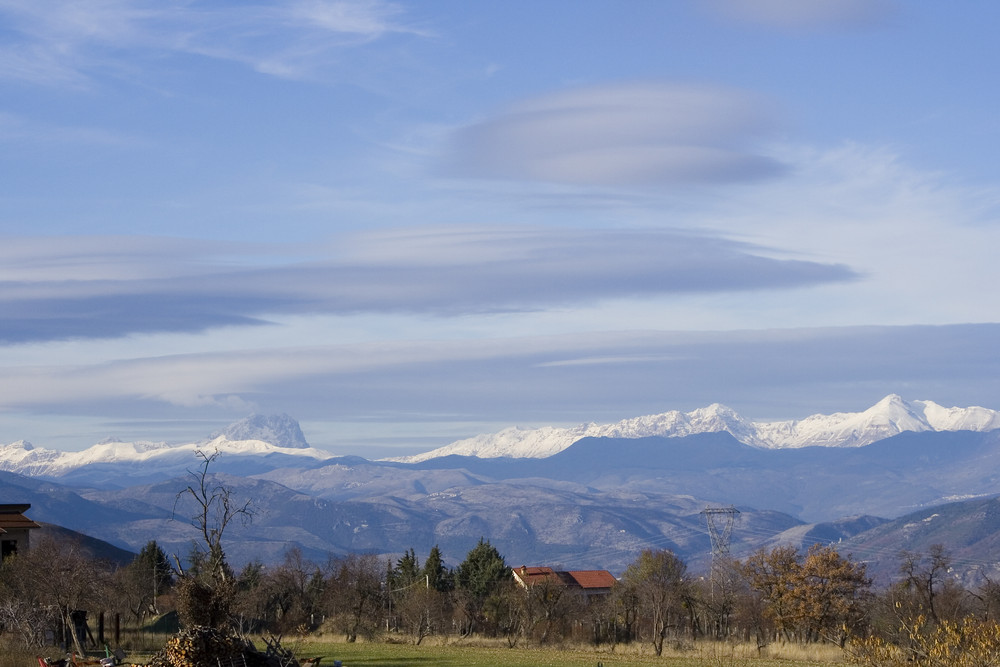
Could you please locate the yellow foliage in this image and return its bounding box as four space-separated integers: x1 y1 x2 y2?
849 616 1000 666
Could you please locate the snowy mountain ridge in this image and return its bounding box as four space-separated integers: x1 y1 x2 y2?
3 396 999 479
0 414 333 481
393 395 1000 462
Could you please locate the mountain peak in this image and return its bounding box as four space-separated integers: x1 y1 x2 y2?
215 414 310 449
1 440 34 452
871 393 906 410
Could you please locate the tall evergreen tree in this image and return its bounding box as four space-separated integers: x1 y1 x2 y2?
423 545 453 592
456 538 509 599
455 538 511 635
392 548 420 589
135 540 174 595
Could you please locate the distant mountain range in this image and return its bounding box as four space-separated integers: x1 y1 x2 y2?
2 396 1000 583
393 394 1000 461
3 396 998 483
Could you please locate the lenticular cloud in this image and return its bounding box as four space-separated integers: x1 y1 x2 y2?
446 82 786 187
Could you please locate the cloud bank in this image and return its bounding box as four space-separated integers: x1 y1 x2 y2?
2 324 997 435
0 228 855 343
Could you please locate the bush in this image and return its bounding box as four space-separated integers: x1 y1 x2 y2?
849 615 1000 666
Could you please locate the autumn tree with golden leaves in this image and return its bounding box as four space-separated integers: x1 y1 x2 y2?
740 543 871 646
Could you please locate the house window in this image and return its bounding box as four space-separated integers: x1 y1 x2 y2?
1 540 17 560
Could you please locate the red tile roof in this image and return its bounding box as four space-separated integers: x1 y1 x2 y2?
514 565 616 591
565 570 617 589
514 566 558 586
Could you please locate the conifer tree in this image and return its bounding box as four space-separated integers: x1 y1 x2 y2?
455 538 510 635
423 545 453 592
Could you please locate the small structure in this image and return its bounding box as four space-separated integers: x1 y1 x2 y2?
0 503 41 559
513 565 616 601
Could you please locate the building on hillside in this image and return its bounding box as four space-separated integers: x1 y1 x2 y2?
0 503 41 559
513 565 617 601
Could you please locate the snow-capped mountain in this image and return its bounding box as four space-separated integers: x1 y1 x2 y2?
213 413 309 449
394 395 1000 462
0 415 333 484
4 397 999 480
752 395 1000 449
389 403 755 462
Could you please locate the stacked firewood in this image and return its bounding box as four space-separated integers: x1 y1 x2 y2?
142 626 293 667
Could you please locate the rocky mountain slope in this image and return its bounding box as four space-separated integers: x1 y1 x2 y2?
213 413 310 449
841 496 1000 587
0 465 803 574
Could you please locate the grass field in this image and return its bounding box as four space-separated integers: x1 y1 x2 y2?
284 637 851 667
9 635 851 667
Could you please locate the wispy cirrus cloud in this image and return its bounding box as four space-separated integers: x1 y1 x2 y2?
0 227 856 343
0 0 423 86
444 82 786 188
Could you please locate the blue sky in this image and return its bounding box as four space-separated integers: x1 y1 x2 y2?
2 0 1000 456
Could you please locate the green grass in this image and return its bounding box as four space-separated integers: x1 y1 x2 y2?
52 631 849 666
285 637 850 667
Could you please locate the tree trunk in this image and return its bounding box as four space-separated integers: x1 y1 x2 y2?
65 607 86 656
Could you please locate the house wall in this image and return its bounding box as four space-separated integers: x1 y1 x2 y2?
0 527 32 558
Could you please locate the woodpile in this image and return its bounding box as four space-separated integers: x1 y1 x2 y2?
142 626 297 667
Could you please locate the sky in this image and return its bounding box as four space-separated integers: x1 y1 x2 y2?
2 0 1000 457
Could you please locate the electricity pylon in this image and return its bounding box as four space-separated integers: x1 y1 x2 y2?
701 505 741 626
702 505 740 560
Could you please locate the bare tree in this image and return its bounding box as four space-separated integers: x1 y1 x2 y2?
323 553 386 643
522 574 580 644
114 541 173 624
0 535 111 653
485 579 525 647
897 544 967 626
396 586 442 645
174 449 256 583
0 545 60 648
172 449 256 628
620 549 690 656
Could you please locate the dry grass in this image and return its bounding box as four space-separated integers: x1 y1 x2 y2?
684 640 846 665
761 641 845 662
0 642 36 667
288 635 851 666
